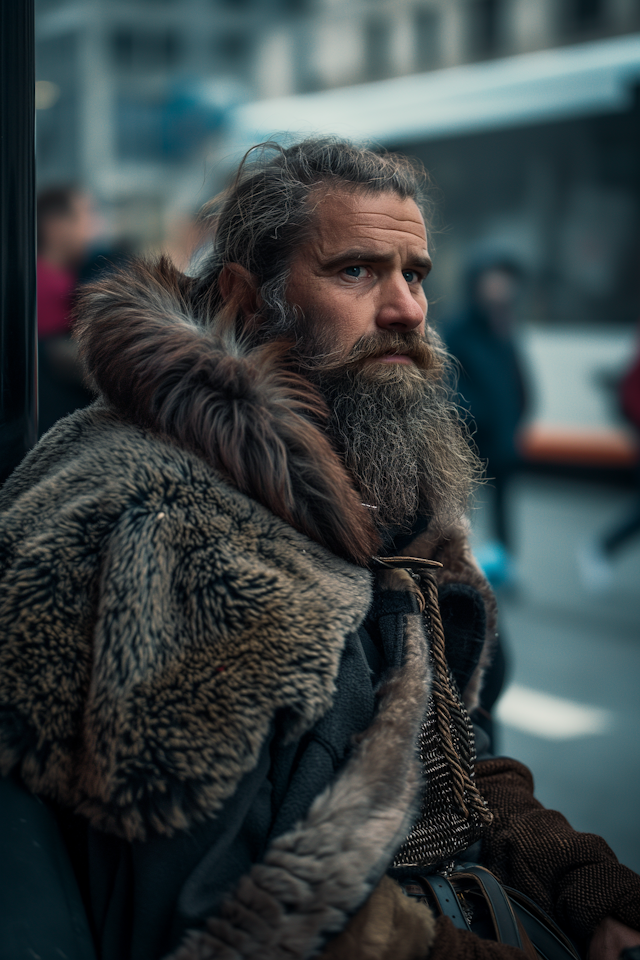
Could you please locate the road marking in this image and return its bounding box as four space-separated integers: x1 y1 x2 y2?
495 684 614 740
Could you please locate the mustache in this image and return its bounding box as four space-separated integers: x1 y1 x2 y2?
299 331 441 376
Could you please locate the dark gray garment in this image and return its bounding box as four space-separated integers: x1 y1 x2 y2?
0 772 97 960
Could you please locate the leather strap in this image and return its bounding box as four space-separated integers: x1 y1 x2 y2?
404 865 581 960
505 885 582 960
453 866 523 949
417 875 471 931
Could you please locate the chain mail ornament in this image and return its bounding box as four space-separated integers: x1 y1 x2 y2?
393 571 493 871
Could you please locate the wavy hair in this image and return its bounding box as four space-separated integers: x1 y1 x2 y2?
192 137 431 335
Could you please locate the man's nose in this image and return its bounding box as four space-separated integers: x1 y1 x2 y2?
375 276 426 332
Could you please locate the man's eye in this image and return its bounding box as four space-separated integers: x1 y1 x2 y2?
342 265 368 279
403 270 421 283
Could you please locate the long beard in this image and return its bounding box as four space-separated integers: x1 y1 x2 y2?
300 329 482 534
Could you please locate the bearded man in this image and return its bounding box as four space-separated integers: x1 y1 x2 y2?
1 139 639 960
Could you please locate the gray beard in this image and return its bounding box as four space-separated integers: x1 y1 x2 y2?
305 345 481 536
255 302 482 535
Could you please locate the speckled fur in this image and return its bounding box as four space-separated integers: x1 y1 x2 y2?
0 406 373 840
73 258 380 566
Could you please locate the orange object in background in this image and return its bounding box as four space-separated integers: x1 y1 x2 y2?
519 423 637 468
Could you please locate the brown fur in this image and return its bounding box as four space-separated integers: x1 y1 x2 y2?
0 405 374 841
318 876 437 960
0 253 503 957
72 257 494 704
74 257 380 566
0 256 495 843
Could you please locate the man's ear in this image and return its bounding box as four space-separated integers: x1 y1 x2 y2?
219 263 260 319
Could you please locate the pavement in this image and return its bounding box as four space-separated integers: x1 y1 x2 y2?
469 472 640 873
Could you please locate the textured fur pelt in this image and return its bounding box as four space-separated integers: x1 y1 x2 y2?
166 616 432 960
317 876 437 960
75 257 496 695
73 257 379 566
0 404 373 841
71 256 496 702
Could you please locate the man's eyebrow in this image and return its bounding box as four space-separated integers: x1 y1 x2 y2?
320 248 433 274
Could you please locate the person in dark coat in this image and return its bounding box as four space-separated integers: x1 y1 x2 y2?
444 257 528 581
1 140 639 960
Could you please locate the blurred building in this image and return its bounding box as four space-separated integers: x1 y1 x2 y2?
35 0 639 234
35 0 640 341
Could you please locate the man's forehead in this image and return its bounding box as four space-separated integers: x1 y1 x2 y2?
307 187 428 252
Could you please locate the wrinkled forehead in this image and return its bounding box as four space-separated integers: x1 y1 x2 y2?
303 185 429 253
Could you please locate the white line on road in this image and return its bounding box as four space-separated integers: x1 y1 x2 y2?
495 684 614 740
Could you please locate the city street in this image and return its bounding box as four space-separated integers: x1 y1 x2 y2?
471 472 640 873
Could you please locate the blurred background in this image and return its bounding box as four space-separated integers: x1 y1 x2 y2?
33 0 640 870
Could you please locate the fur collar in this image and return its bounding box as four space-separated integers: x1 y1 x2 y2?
0 407 374 841
74 258 379 566
0 256 495 844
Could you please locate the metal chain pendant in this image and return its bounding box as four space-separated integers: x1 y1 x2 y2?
392 665 486 869
393 575 492 870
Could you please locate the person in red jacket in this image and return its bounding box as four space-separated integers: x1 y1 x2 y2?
36 185 97 435
579 327 640 590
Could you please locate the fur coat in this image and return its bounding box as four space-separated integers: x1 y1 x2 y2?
10 260 638 960
0 260 497 959
0 264 640 960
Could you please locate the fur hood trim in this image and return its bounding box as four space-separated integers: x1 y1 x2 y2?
0 257 495 842
167 613 431 960
74 258 379 566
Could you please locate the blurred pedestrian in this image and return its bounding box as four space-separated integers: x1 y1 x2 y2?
36 185 96 436
444 255 528 585
579 328 640 591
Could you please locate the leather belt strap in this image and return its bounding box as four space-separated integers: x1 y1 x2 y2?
454 866 523 949
417 875 470 931
505 885 582 960
404 865 580 960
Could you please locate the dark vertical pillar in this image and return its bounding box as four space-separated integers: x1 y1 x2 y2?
0 0 37 483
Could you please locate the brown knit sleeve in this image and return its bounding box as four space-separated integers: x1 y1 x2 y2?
475 757 640 944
